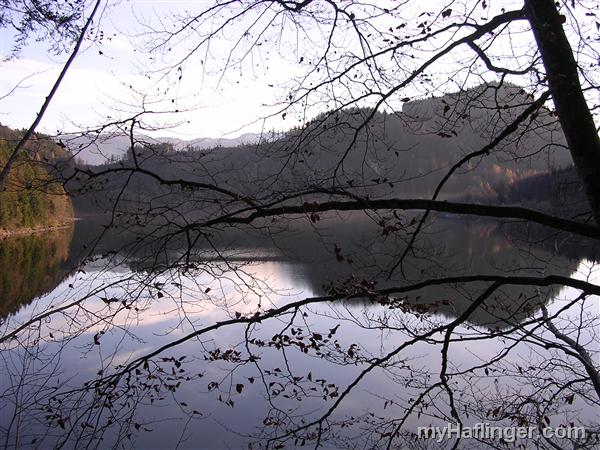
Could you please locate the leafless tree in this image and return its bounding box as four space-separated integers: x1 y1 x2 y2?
1 1 600 449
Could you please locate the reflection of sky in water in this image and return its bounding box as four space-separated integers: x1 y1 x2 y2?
1 255 598 449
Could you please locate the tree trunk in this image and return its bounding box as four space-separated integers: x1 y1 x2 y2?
525 0 600 225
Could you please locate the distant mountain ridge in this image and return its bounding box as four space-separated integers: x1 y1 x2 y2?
57 131 265 166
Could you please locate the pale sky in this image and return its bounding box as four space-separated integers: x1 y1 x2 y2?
1 0 598 140
0 0 295 139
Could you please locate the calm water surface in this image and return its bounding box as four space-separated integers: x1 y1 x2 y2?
0 217 598 449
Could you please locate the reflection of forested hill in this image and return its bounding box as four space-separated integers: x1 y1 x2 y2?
232 216 584 328
0 213 593 325
66 83 573 217
0 226 73 317
0 125 74 233
72 215 589 329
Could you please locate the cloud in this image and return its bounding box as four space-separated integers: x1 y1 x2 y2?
1 56 144 132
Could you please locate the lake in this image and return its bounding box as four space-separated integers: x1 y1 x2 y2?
0 215 599 449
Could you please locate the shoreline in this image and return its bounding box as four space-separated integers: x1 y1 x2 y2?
0 221 75 239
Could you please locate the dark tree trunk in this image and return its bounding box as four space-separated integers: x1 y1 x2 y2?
525 0 600 225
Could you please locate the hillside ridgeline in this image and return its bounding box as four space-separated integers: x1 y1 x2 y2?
66 83 580 221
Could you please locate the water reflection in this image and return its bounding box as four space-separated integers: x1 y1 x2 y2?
0 216 595 327
0 217 598 449
0 226 73 317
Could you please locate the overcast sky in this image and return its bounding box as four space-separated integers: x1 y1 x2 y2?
0 1 296 139
2 1 597 140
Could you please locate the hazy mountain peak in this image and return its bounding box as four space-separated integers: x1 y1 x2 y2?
56 131 264 165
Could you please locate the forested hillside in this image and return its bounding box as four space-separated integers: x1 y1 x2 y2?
67 83 576 218
0 126 73 233
500 165 586 212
